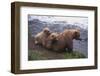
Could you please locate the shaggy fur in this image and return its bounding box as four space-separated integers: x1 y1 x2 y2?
44 29 80 52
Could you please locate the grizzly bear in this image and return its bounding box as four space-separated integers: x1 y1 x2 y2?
43 32 59 48
44 29 81 53
34 27 51 46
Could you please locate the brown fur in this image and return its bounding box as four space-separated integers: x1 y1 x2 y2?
34 27 51 46
44 29 80 52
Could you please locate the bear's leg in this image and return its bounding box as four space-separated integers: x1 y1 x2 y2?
67 48 73 53
67 41 73 53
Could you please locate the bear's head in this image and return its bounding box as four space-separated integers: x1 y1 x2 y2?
43 27 51 35
73 29 81 40
48 32 59 42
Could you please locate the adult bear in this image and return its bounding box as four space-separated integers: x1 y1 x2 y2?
34 27 51 46
44 29 81 53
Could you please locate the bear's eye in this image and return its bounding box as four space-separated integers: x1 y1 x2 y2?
47 30 49 33
52 35 54 38
44 30 50 34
